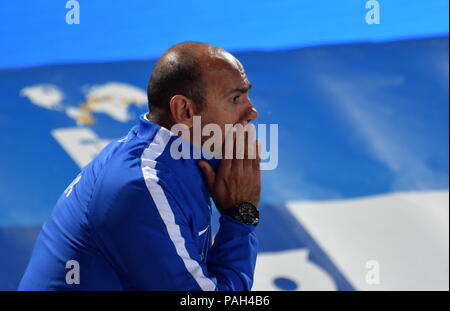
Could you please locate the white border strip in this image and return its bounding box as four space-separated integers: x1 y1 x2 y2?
140 127 216 291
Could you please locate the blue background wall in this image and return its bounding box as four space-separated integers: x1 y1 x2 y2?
0 1 448 290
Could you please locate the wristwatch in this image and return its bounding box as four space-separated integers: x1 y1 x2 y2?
224 202 259 226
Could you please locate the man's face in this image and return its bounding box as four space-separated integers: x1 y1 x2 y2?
198 52 258 146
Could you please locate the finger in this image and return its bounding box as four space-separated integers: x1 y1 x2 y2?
248 124 256 160
253 140 261 171
245 124 257 162
233 125 244 172
221 125 235 175
197 160 216 191
219 157 232 177
243 128 253 173
243 127 248 160
235 125 245 160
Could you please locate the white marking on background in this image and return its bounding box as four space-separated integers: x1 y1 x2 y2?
287 190 449 290
52 127 110 168
253 249 336 291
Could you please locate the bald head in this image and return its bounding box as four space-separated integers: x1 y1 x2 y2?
147 41 240 114
161 42 241 74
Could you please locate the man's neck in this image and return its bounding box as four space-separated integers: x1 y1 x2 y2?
146 112 173 130
144 112 220 167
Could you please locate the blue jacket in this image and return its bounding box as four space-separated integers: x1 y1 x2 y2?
18 114 258 290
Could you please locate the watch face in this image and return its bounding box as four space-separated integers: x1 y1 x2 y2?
237 203 259 225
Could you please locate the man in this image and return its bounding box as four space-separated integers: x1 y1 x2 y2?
19 42 261 290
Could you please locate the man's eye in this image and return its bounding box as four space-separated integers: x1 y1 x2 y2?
232 95 240 103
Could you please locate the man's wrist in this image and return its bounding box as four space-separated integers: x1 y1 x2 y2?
223 202 259 226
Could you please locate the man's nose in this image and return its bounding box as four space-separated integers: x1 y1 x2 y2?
243 99 258 124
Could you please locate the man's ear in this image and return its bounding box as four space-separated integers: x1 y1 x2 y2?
169 95 197 128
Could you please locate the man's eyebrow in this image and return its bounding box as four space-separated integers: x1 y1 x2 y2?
225 83 252 97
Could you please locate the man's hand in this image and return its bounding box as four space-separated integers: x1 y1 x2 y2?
198 126 261 214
